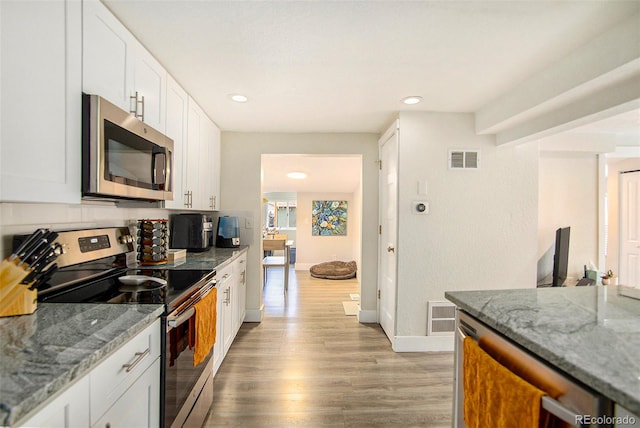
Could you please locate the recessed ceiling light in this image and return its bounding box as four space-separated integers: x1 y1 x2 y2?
229 94 248 103
287 172 307 179
402 96 423 105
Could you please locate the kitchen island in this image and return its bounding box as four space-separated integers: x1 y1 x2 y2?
445 285 640 418
0 303 164 426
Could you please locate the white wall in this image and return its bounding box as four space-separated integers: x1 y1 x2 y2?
538 152 599 283
296 192 359 270
220 132 379 322
0 201 170 257
396 112 539 337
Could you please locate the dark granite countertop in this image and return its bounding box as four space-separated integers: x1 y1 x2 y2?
445 286 640 414
0 303 164 426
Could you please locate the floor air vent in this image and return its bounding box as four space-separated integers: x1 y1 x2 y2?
427 301 456 335
449 150 479 169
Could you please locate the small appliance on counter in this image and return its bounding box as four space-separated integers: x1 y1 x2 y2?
216 216 240 248
170 214 213 252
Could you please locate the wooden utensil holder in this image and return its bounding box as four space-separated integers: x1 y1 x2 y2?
0 260 37 317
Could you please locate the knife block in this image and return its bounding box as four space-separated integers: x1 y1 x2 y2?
0 258 37 317
0 286 37 317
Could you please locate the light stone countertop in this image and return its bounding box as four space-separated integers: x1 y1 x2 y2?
445 285 640 414
0 303 164 426
139 245 248 271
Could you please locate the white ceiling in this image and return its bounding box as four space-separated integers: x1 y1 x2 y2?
261 155 361 193
104 0 640 135
103 0 639 193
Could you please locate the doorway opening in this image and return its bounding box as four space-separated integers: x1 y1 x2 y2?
260 154 363 317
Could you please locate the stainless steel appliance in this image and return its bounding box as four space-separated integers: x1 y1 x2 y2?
454 310 613 427
82 94 174 201
171 214 213 252
26 227 216 428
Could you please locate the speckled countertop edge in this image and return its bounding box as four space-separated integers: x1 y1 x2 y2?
445 286 640 414
0 303 164 426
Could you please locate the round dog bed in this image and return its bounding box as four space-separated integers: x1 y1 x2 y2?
310 261 357 280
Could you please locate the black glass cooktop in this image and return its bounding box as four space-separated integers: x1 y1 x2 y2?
38 265 214 311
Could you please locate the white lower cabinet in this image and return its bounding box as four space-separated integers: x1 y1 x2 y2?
233 253 247 335
92 358 160 428
20 376 90 428
17 319 161 428
214 263 233 374
213 252 247 375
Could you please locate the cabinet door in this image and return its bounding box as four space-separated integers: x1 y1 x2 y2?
0 0 82 204
164 75 189 210
20 375 90 428
90 319 161 426
199 117 215 210
210 121 222 210
185 97 203 210
92 358 161 428
213 265 232 374
130 40 167 132
82 0 132 110
222 270 235 355
233 254 247 334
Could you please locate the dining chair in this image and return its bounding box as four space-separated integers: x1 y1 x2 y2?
262 238 289 293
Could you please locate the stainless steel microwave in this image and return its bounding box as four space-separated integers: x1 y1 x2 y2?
82 94 173 201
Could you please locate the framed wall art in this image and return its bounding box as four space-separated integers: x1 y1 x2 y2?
312 200 347 236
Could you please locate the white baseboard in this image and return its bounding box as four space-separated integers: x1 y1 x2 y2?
392 335 454 352
357 309 377 323
244 306 264 323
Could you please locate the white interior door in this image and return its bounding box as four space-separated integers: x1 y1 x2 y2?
378 123 398 344
620 171 640 287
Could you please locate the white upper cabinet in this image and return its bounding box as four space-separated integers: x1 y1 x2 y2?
164 75 189 209
186 97 203 209
0 0 82 204
83 0 166 132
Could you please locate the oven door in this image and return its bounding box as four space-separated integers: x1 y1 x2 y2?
164 281 216 428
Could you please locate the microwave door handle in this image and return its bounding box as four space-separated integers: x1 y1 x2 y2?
152 147 168 187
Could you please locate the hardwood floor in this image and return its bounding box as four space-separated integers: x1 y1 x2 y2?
204 268 454 427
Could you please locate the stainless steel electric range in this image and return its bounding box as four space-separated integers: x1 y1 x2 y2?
18 227 217 428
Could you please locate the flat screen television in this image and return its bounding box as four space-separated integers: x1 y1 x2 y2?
552 227 571 287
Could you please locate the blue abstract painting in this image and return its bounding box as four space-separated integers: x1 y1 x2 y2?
312 200 347 236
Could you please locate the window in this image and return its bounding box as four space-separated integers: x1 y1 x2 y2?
266 201 296 229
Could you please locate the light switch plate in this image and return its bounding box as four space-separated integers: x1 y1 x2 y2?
245 217 253 228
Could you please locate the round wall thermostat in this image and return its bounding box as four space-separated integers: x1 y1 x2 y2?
412 200 429 215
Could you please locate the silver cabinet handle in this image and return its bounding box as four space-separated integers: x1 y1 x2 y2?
122 348 150 373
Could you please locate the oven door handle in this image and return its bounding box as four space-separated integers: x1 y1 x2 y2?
167 307 195 329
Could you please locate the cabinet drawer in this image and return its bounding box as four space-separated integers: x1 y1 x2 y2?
90 318 161 425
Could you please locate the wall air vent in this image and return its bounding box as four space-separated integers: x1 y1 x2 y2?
427 301 456 336
449 150 480 170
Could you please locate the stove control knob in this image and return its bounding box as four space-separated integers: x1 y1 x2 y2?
119 234 134 244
